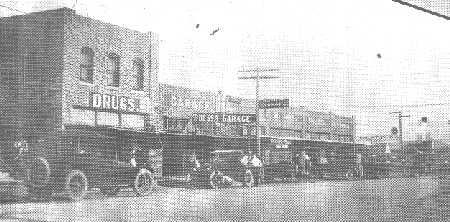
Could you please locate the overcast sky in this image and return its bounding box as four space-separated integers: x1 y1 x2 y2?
1 0 450 138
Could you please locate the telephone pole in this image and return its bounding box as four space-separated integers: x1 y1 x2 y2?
238 68 279 157
390 111 410 152
390 111 410 175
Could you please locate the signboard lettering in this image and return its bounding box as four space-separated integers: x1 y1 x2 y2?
169 95 213 110
91 93 140 112
258 98 289 109
193 113 256 124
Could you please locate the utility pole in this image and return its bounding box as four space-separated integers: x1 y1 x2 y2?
390 111 410 175
238 68 279 157
390 111 410 152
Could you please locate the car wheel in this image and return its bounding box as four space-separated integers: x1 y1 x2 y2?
209 171 221 189
65 170 88 201
133 169 155 196
100 187 120 196
243 169 254 188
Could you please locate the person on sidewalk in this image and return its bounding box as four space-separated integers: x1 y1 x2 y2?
318 150 328 178
249 153 262 186
240 151 250 167
300 151 311 176
356 153 363 178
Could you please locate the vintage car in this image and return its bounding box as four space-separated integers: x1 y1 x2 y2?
264 141 364 181
263 149 295 181
1 126 161 201
187 150 254 189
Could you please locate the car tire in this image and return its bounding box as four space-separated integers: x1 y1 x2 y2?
209 171 221 189
243 169 254 188
100 187 120 196
133 168 155 196
65 170 88 201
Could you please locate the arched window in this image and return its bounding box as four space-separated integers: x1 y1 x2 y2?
133 59 144 91
80 47 94 83
107 53 120 87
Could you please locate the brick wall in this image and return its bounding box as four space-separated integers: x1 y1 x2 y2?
0 7 160 138
60 8 159 129
0 8 66 140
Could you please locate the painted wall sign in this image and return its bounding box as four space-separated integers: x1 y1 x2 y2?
90 93 140 112
170 95 214 110
258 98 289 109
193 113 256 124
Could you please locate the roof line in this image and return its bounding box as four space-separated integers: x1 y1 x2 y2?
0 4 27 14
392 0 450 21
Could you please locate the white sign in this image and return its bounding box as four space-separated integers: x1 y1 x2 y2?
91 93 140 112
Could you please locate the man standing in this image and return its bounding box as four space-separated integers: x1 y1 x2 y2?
130 148 137 167
300 151 311 176
249 153 262 186
240 151 250 167
318 150 328 178
356 153 363 178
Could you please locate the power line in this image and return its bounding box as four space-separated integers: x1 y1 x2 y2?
347 102 450 108
0 4 26 14
392 0 450 21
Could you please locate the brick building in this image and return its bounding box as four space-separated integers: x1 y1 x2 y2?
0 8 159 141
260 107 355 142
157 84 355 141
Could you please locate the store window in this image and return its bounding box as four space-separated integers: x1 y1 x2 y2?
80 47 94 83
133 59 145 91
107 53 120 87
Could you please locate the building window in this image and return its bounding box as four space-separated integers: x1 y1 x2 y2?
107 53 120 87
133 59 144 91
80 47 94 83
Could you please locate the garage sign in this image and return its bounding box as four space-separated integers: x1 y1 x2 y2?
193 113 256 124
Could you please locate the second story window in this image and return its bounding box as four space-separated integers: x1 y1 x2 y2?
133 59 144 91
107 53 120 87
80 47 94 83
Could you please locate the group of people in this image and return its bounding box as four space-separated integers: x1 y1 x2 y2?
240 151 262 186
187 149 364 185
294 150 364 178
187 150 263 186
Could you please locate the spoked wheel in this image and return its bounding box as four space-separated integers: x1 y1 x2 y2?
243 169 254 188
65 170 88 201
209 171 222 189
100 187 120 196
133 169 155 196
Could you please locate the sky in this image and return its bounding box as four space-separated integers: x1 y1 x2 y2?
1 0 450 138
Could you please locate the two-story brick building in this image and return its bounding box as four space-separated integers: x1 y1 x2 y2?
0 8 159 143
0 8 162 197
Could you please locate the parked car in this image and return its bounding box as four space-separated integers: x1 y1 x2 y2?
4 126 161 201
187 150 254 189
264 149 294 181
